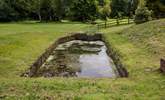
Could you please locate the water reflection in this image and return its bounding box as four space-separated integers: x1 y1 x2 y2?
38 40 118 78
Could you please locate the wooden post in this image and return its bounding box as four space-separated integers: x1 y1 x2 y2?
128 17 130 24
116 18 119 25
160 59 165 73
105 21 107 28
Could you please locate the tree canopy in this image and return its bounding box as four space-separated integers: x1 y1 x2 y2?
0 0 164 22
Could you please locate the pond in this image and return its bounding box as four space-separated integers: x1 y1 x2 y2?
37 40 119 78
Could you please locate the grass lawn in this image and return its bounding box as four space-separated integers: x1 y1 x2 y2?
0 19 165 99
0 22 89 78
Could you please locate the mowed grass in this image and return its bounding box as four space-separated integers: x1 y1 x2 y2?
0 20 165 99
0 22 89 78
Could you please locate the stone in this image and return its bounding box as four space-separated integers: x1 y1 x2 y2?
59 64 67 69
160 58 165 73
81 47 101 52
43 72 53 77
46 55 54 62
59 72 70 77
144 67 153 72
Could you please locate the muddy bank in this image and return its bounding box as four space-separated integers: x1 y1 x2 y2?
22 33 128 78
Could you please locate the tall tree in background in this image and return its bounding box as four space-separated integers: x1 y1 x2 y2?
30 0 64 21
9 0 34 20
51 0 63 21
30 0 42 21
0 0 19 21
128 0 139 16
146 0 165 18
110 0 129 18
98 0 111 20
70 0 98 21
2 0 162 22
62 0 75 18
40 0 53 21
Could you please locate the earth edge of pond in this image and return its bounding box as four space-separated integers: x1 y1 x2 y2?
22 33 128 78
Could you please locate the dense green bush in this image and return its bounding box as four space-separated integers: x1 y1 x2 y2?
134 7 152 24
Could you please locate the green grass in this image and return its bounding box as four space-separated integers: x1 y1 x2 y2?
0 20 165 99
0 22 89 78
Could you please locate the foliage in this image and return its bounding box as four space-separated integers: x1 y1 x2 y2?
0 0 104 22
0 0 18 22
146 0 165 18
134 7 152 24
127 0 139 16
0 0 64 22
1 0 162 22
69 0 98 21
39 0 52 21
110 0 129 18
98 0 111 20
40 0 63 21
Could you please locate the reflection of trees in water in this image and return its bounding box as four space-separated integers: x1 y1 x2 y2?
38 41 103 77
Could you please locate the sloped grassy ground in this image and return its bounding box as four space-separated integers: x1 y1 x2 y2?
0 20 165 100
122 19 165 58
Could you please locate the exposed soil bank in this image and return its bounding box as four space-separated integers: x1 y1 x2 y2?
23 33 128 78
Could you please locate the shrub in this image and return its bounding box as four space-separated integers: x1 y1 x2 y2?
134 7 152 24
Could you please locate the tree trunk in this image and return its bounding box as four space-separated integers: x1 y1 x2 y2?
38 12 41 22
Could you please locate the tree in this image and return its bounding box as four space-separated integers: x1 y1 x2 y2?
9 0 33 20
31 0 64 21
70 0 98 22
128 0 139 16
51 0 63 21
110 0 129 18
39 0 52 21
0 0 19 22
146 0 165 18
0 0 111 22
29 0 42 21
98 0 111 21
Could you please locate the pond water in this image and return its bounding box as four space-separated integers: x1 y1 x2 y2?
38 40 118 78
